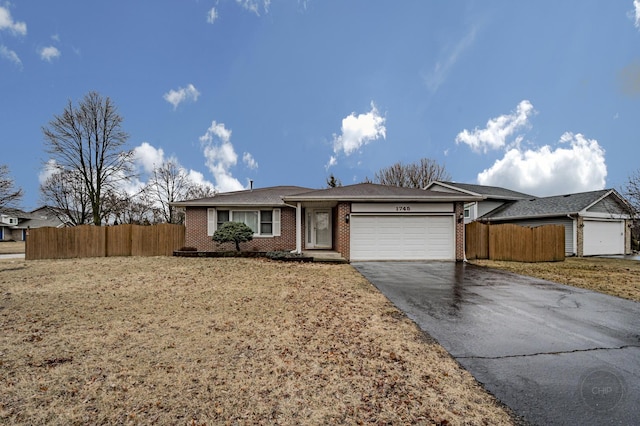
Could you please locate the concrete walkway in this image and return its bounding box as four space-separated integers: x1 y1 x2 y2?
0 253 25 259
302 250 348 263
353 261 640 426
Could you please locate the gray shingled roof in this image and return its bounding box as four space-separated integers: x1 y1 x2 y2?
172 186 313 207
173 183 481 207
0 208 32 219
481 189 612 220
284 183 480 201
436 181 534 199
13 217 65 229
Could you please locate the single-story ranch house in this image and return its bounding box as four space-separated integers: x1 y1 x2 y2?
172 183 481 261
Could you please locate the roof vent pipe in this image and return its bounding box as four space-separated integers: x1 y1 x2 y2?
250 179 253 191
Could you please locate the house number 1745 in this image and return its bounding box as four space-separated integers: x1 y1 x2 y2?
396 206 411 212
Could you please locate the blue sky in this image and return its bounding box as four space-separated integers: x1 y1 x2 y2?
1 0 640 209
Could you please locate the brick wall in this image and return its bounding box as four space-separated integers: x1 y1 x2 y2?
625 219 632 254
184 206 297 252
576 216 584 257
186 202 466 261
335 202 351 260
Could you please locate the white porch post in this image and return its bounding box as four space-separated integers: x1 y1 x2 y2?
295 202 302 253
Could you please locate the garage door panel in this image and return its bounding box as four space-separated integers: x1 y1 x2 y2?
583 220 624 256
350 215 453 261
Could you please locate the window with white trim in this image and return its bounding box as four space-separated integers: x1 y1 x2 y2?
208 208 281 237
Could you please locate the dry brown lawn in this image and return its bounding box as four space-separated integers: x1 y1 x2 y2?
0 241 24 254
0 256 515 425
470 257 640 302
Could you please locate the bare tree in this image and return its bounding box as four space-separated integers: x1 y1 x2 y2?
0 165 23 210
186 183 216 200
326 173 342 188
42 92 135 225
39 169 92 225
624 169 640 251
373 158 451 188
101 187 157 225
624 169 640 214
148 160 193 224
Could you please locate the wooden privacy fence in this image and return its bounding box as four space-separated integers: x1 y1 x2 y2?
25 224 185 260
466 222 565 262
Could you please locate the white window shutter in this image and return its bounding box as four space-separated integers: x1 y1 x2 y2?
273 208 281 236
207 208 216 236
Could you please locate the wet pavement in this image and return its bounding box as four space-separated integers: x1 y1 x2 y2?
353 261 640 426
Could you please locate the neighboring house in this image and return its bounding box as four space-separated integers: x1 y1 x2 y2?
172 183 480 261
426 181 534 223
0 209 21 241
427 181 633 257
0 206 67 241
479 189 633 256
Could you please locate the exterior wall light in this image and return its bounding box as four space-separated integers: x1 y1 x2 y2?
345 214 350 224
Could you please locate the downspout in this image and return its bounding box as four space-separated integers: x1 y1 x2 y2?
462 212 468 263
463 222 468 263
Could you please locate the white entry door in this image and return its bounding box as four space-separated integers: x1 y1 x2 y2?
307 209 332 249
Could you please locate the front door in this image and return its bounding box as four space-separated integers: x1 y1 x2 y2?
307 209 332 249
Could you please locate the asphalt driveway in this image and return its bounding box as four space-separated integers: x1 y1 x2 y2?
352 261 640 426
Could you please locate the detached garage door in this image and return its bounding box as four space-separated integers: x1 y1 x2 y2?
583 220 624 255
350 215 454 261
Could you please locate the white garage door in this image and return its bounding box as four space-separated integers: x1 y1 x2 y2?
350 215 454 261
583 220 624 255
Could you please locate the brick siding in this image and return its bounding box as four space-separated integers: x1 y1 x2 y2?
187 202 465 261
184 206 297 252
576 216 584 257
335 202 351 260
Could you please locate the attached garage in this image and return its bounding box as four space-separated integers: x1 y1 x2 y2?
583 220 625 256
281 184 475 262
350 215 454 261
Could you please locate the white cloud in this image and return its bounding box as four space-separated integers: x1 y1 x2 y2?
0 44 21 67
185 169 213 189
200 121 247 192
477 133 607 196
207 7 218 24
632 0 640 28
456 100 535 153
424 25 478 92
0 5 26 36
131 142 215 195
38 159 58 184
133 142 165 174
242 152 258 170
332 102 386 159
163 84 200 110
235 0 271 16
39 46 61 62
325 155 337 170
